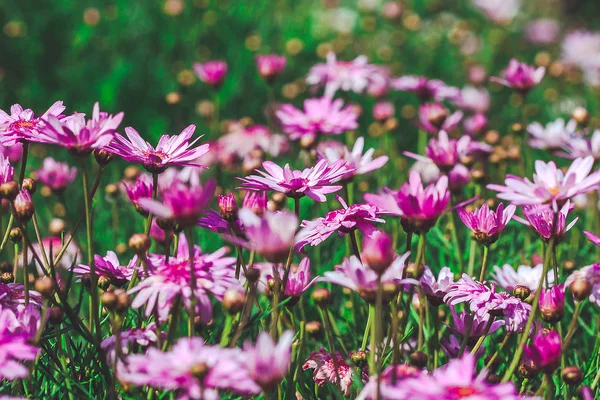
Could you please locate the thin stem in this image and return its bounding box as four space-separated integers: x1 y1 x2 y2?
361 306 373 351
230 283 256 347
405 231 413 253
270 263 281 340
469 316 495 355
478 245 489 282
458 316 474 357
485 332 511 369
562 301 582 355
503 237 555 382
18 142 29 185
162 296 182 351
467 239 477 277
219 314 234 347
375 275 383 400
22 237 28 305
145 173 159 235
185 227 197 337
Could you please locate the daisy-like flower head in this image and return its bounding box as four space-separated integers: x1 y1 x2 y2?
295 196 384 252
0 307 39 381
303 347 367 396
420 266 454 306
457 202 516 246
35 157 77 194
472 0 521 25
109 125 209 174
528 118 577 151
138 179 216 228
0 101 66 146
490 58 545 94
523 330 562 374
101 322 159 366
561 30 600 86
238 159 350 202
365 171 450 233
193 60 228 87
585 230 600 247
37 102 123 155
373 101 395 121
539 284 565 323
491 263 554 292
243 330 294 391
255 54 287 81
441 334 486 359
122 173 154 216
445 307 504 338
464 113 488 135
130 235 238 323
526 19 559 45
73 251 137 288
418 103 463 134
391 75 459 102
562 129 600 160
27 236 81 272
357 364 421 400
323 253 416 303
217 122 287 162
565 264 600 305
516 201 578 242
453 85 491 113
276 97 359 142
488 156 600 206
321 137 388 181
120 337 260 399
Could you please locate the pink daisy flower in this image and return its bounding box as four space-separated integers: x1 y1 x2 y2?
108 125 209 174
515 201 578 241
243 330 294 391
491 263 554 292
491 58 545 93
418 103 463 134
527 118 577 151
391 75 459 102
193 60 228 87
255 54 287 81
420 266 455 305
122 173 154 216
320 137 388 181
0 308 39 381
35 157 77 193
0 101 66 146
457 202 516 246
73 251 138 288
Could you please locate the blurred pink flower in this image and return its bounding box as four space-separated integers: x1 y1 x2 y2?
303 348 365 396
243 330 293 391
122 174 153 216
472 0 521 25
0 101 66 146
193 60 228 87
0 154 13 185
418 103 463 134
255 54 286 81
585 230 600 246
372 101 395 120
0 308 39 381
491 59 545 93
526 19 559 45
464 113 488 135
36 157 77 193
391 75 459 102
453 86 490 113
0 143 23 163
276 97 359 141
523 330 562 374
528 118 577 151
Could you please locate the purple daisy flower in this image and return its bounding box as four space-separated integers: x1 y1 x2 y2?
491 59 545 94
243 330 294 391
391 75 459 102
457 202 516 246
418 103 463 134
0 101 66 146
515 201 578 241
0 307 39 380
73 251 138 288
193 60 228 88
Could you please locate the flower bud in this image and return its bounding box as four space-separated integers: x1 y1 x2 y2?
563 259 576 272
245 267 260 284
519 356 540 378
539 285 565 323
8 228 21 244
48 306 64 324
299 134 317 150
190 362 210 381
123 166 141 181
223 288 246 314
449 164 471 193
484 355 501 371
351 350 368 368
406 262 425 279
362 231 395 274
100 291 118 310
311 288 331 308
513 285 531 301
577 386 594 400
571 107 589 126
218 194 238 221
0 181 19 200
49 218 66 236
94 149 114 166
409 351 428 369
243 191 267 217
105 183 120 200
21 178 36 194
421 103 448 130
14 190 34 222
0 272 13 284
485 373 501 384
570 278 592 302
562 366 583 386
156 217 175 232
34 276 55 298
114 290 131 314
305 321 322 336
98 276 112 290
129 233 151 255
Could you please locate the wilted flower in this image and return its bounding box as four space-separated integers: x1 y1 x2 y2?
491 59 545 94
295 197 384 252
193 60 228 87
36 102 123 155
523 330 562 374
488 156 600 206
303 348 366 396
35 157 77 193
418 103 463 134
528 118 577 151
109 125 209 174
238 159 350 202
457 203 516 246
243 330 293 391
365 171 450 233
255 54 286 81
321 137 388 181
276 97 359 142
491 263 554 292
391 75 458 102
0 101 66 146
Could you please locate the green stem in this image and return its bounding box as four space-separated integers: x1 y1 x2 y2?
362 306 373 351
320 306 342 392
448 212 464 273
458 316 474 357
562 301 582 356
485 332 511 369
375 275 383 400
162 296 182 350
219 314 234 347
18 142 29 185
478 245 489 282
22 238 28 305
145 173 159 235
467 238 477 278
350 230 361 259
185 227 197 337
469 316 495 355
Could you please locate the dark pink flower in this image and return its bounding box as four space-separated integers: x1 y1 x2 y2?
585 230 600 246
0 101 66 146
255 54 287 81
457 202 516 246
238 159 350 202
122 174 153 216
101 322 159 366
0 307 39 381
464 113 488 135
365 171 450 233
0 154 14 185
0 142 23 163
448 164 471 192
36 157 77 193
515 201 578 241
193 60 228 87
491 59 545 93
358 364 420 400
523 330 562 374
37 103 123 155
276 97 359 141
73 251 138 288
391 75 459 102
109 125 209 173
362 230 395 273
539 284 565 323
295 197 384 252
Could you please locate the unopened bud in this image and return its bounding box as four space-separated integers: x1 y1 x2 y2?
513 285 531 301
571 107 589 126
406 262 425 279
105 183 120 199
123 166 141 181
563 259 576 272
486 373 501 384
34 276 55 298
245 268 260 284
362 231 395 274
223 289 246 314
114 290 131 314
14 190 34 222
21 178 36 194
519 357 540 378
409 351 428 369
129 233 151 255
570 278 592 302
299 134 317 150
0 261 11 273
100 291 118 310
0 181 19 200
94 149 114 166
511 123 523 134
48 306 64 324
98 276 112 290
218 194 238 221
8 228 21 243
562 366 583 386
351 350 368 368
306 321 322 336
0 272 13 284
311 288 331 308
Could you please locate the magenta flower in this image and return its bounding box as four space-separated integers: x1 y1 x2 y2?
539 284 565 323
276 97 359 141
563 130 600 160
418 103 463 134
391 75 459 102
491 263 554 292
523 330 562 374
321 137 388 181
281 258 315 298
464 113 488 135
420 266 454 305
323 253 416 303
295 197 384 252
516 201 578 241
365 171 450 233
0 154 14 185
0 142 23 163
243 330 293 391
217 123 288 162
138 179 216 227
121 337 260 399
129 235 238 323
198 193 244 235
242 191 267 216
303 348 365 396
362 230 395 273
35 157 77 193
457 202 516 246
449 164 471 192
491 59 545 93
585 230 600 246
441 334 485 359
36 102 123 155
255 54 286 81
0 308 39 381
122 174 154 216
488 156 600 206
0 101 66 146
193 60 228 87
231 209 298 263
73 251 137 288
0 283 42 313
238 159 350 202
109 125 209 173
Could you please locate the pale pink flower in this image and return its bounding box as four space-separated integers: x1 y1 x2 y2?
491 263 554 292
243 331 294 391
321 137 388 181
528 118 577 151
391 76 459 102
490 59 545 93
303 348 365 396
472 0 521 25
36 157 77 193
